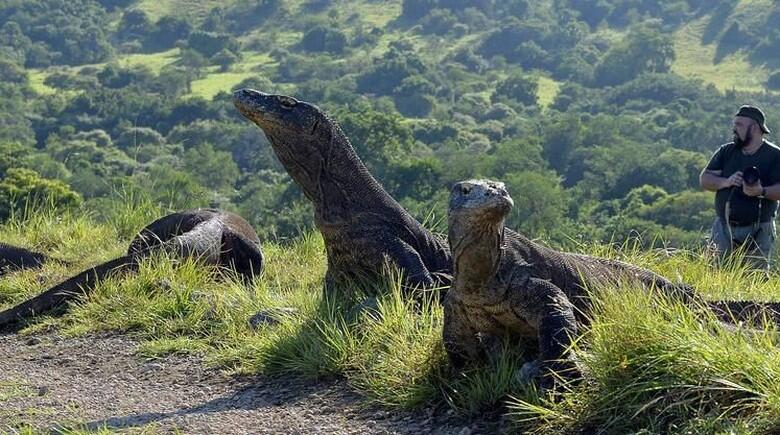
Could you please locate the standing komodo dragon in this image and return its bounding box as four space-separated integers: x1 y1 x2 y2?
0 209 264 330
233 89 451 290
1 243 49 276
444 179 780 391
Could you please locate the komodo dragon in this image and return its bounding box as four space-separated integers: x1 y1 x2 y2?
0 209 263 330
443 179 780 391
1 243 49 276
233 89 451 290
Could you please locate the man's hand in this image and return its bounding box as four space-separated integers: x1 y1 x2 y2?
743 180 764 197
723 171 743 189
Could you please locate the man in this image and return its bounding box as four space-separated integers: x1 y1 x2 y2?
700 105 780 271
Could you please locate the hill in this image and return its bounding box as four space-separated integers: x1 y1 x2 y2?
2 0 779 255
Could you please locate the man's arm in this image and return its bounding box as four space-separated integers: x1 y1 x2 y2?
700 168 742 192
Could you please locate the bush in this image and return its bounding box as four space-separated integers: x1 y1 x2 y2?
0 168 81 219
187 31 240 58
492 72 538 107
300 25 347 53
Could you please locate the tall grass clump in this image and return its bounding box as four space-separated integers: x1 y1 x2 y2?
508 284 780 433
88 186 169 241
0 201 122 310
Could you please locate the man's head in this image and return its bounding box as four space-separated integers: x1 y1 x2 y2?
448 179 514 225
733 105 771 148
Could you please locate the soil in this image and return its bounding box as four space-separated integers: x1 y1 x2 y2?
0 332 503 434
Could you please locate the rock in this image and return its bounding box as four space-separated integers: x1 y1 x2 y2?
517 360 542 384
248 307 298 329
25 337 42 346
348 296 379 320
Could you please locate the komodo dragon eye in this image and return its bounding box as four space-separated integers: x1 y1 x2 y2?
278 95 298 108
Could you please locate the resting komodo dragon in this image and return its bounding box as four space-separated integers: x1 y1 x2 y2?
0 209 264 330
234 89 451 290
443 179 780 391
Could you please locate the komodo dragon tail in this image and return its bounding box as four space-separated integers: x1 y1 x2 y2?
706 300 780 326
656 282 780 327
0 255 138 330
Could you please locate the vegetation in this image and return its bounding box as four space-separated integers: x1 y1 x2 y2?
1 0 778 249
3 204 780 432
2 0 780 431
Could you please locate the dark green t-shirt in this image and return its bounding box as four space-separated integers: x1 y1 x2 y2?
705 140 780 224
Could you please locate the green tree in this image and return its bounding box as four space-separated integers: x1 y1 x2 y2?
503 170 569 237
492 71 538 106
212 49 239 72
0 168 81 219
183 142 240 191
116 9 152 43
334 104 415 183
594 23 675 86
300 25 347 53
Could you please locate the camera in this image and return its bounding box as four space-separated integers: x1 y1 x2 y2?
743 166 761 185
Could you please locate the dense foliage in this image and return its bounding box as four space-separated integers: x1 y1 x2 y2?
1 0 779 249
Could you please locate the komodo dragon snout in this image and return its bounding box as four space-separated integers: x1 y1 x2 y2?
233 89 323 138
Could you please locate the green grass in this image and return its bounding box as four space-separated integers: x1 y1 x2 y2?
331 0 402 28
537 76 561 110
118 49 180 74
8 423 166 434
672 15 776 94
134 0 231 22
190 71 263 100
3 204 780 432
27 70 57 95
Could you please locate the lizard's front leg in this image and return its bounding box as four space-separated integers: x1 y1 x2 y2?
384 238 436 289
443 295 482 370
509 278 579 392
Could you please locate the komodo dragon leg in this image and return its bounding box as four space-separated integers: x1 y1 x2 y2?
508 278 580 390
385 239 437 289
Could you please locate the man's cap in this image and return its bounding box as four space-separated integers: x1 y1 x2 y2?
736 105 771 134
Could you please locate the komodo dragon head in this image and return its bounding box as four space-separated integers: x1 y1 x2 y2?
448 179 513 224
447 179 514 261
233 88 361 203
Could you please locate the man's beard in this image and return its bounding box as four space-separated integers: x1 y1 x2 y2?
734 129 752 148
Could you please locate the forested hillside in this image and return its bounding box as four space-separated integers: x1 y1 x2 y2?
2 0 779 249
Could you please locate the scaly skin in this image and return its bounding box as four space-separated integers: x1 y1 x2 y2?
233 89 451 291
0 243 48 276
0 209 263 330
444 180 780 391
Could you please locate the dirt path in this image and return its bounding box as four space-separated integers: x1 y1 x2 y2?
0 333 501 434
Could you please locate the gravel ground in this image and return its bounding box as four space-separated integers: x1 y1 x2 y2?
0 333 503 434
